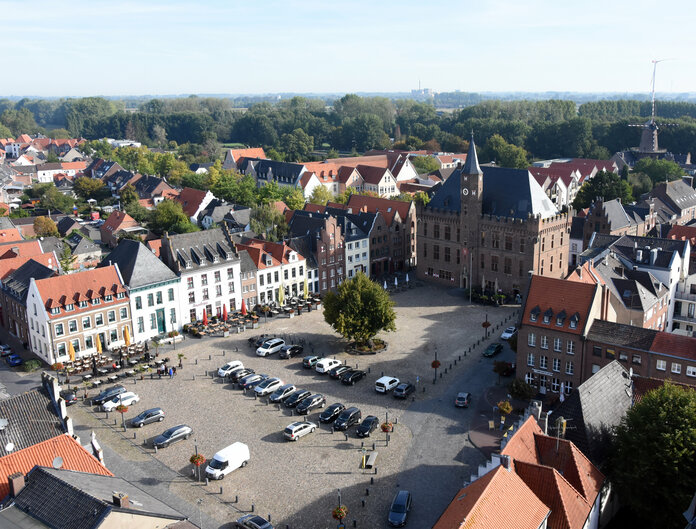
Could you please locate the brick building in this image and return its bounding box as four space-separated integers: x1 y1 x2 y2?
417 138 569 295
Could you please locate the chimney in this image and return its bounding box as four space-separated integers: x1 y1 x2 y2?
500 454 512 470
112 492 129 508
650 248 658 265
8 472 25 497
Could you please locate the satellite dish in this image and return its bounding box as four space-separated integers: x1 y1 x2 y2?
5 442 14 452
52 456 64 469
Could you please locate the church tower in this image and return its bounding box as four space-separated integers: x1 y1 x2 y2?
460 133 483 216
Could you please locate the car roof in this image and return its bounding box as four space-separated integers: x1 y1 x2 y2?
166 424 189 433
344 407 360 413
394 490 411 503
142 407 162 414
457 392 471 397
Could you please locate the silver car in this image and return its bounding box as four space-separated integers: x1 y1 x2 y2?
269 384 296 403
283 421 317 441
254 377 284 396
130 407 165 428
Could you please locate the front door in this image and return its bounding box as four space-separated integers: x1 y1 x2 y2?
539 375 547 395
156 309 166 333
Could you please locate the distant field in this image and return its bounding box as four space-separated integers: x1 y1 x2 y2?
221 143 246 148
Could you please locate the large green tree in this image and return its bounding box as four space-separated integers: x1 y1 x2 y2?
309 185 333 206
572 171 633 210
249 204 288 242
610 383 696 529
323 272 396 344
632 158 684 186
33 216 59 237
279 128 314 162
149 200 197 234
482 134 528 169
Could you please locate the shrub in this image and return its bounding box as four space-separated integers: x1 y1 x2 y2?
497 400 513 415
509 378 536 400
22 359 41 372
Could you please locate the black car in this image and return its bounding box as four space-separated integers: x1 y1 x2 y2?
284 389 312 408
388 490 412 527
60 389 78 406
334 407 362 430
482 343 504 358
92 385 126 405
393 383 415 399
319 403 345 423
341 370 367 385
302 355 319 368
269 384 297 403
130 407 165 428
250 334 270 348
240 374 269 390
230 368 254 382
296 394 326 415
356 415 379 438
279 344 304 359
152 424 192 448
329 365 353 379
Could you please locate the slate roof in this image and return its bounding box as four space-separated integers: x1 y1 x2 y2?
12 466 185 529
650 179 696 215
101 239 177 289
3 259 56 303
0 253 58 281
585 320 657 350
133 174 173 198
252 159 306 185
552 361 633 464
585 233 689 270
595 198 634 230
66 232 100 256
56 217 81 237
287 236 317 269
569 216 585 240
162 228 239 272
462 135 482 176
238 249 257 274
0 389 64 457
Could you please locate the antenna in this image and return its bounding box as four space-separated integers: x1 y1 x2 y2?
650 59 666 123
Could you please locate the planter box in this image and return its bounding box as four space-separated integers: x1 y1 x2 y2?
252 322 259 329
289 312 295 319
223 331 230 337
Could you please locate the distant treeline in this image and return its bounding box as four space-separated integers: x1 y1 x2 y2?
3 95 696 162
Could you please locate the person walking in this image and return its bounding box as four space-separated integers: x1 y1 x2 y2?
168 367 174 379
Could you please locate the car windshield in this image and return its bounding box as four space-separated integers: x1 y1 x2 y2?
392 502 407 513
162 428 179 438
208 457 224 469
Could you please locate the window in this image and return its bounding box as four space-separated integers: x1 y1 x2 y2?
444 247 451 262
540 336 548 349
228 282 235 294
551 377 560 392
188 292 195 303
110 329 118 342
107 311 115 323
528 333 536 347
82 317 91 329
672 363 682 374
170 308 177 323
433 245 440 260
79 301 88 309
444 226 450 240
619 352 628 362
299 266 304 276
527 353 535 366
187 277 194 289
606 349 616 360
259 275 265 286
189 308 197 322
566 341 575 355
504 258 511 274
201 274 208 286
274 271 279 282
434 224 440 239
593 346 602 357
215 285 222 297
656 359 666 371
168 288 174 302
525 372 535 385
116 292 125 300
137 317 144 333
569 316 578 329
553 358 560 372
227 267 234 279
491 256 498 271
69 320 77 333
553 338 561 352
203 288 209 301
156 291 163 304
214 271 221 283
65 303 74 311
505 235 513 251
687 366 696 378
50 307 60 315
92 298 100 305
150 314 157 330
565 361 574 375
520 239 525 253
85 336 93 349
105 295 112 302
539 356 548 369
95 314 103 326
284 269 289 280
120 307 127 319
57 343 66 358
55 323 64 336
147 294 154 307
632 354 642 365
135 296 142 310
71 339 80 354
564 381 572 395
492 233 500 249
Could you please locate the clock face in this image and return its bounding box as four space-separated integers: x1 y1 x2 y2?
462 188 469 196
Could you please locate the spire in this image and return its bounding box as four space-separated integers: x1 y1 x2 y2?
462 132 482 175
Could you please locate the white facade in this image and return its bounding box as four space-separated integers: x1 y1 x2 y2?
130 278 182 342
179 262 242 323
345 238 369 278
255 251 306 305
36 165 80 184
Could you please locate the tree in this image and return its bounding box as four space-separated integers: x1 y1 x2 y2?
249 204 288 242
58 245 77 270
413 191 431 207
572 171 633 210
482 134 528 169
152 124 167 147
627 171 653 197
411 156 440 174
46 152 59 163
280 128 314 162
119 183 139 205
323 272 396 345
610 383 696 529
632 158 684 186
149 200 195 234
282 187 306 210
74 177 106 200
309 185 333 206
33 216 59 237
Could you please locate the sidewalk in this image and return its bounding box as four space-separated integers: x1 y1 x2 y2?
468 383 527 458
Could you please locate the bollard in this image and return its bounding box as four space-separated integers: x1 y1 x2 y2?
134 378 137 385
208 354 211 360
235 495 238 503
331 425 334 434
220 486 223 494
251 503 255 513
361 441 364 448
114 419 117 425
449 363 452 369
440 372 443 378
368 367 371 374
422 386 425 393
362 499 366 507
454 360 457 366
381 371 384 377
154 445 158 453
444 368 448 374
353 520 357 528
372 442 375 450
205 477 209 486
374 466 378 475
223 350 226 357
394 417 398 425
365 488 369 496
133 432 136 440
195 359 198 365
268 514 271 523
370 476 374 485
344 432 348 441
459 355 461 361
254 393 257 400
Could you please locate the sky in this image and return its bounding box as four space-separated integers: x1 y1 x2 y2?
1 0 695 97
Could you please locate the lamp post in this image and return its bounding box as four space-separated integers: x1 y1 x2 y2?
482 313 491 339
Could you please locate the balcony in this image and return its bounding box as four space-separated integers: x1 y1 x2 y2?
675 289 696 303
673 313 696 325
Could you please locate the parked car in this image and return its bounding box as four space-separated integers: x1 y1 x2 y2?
256 338 285 357
284 389 312 408
500 326 517 340
334 407 362 430
375 376 400 393
234 514 274 529
0 344 12 357
205 442 250 480
482 343 504 358
393 383 415 399
269 384 297 403
302 355 320 369
283 421 317 441
130 408 165 428
341 370 366 385
315 358 341 374
254 377 284 396
319 403 346 423
455 392 472 408
152 424 192 448
218 360 244 377
103 391 140 412
329 366 352 379
230 368 254 382
279 344 303 359
59 389 78 406
388 490 413 527
296 394 326 415
240 374 269 390
92 385 126 406
5 354 22 367
356 415 379 438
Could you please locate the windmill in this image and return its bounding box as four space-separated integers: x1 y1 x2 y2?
628 59 677 154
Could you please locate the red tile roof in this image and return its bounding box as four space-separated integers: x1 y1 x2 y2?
0 240 43 259
632 376 694 403
61 161 87 171
34 265 127 317
146 239 162 257
501 414 544 463
523 276 598 335
566 261 605 286
0 228 23 244
432 465 550 529
650 332 696 361
229 148 266 163
0 434 112 499
237 239 304 270
356 164 390 185
102 211 137 233
175 187 208 218
346 194 412 227
0 253 59 281
667 224 696 247
269 201 289 215
0 203 10 216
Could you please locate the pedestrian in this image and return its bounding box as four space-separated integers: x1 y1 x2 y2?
169 367 173 379
173 366 177 376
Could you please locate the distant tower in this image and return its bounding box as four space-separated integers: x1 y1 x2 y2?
631 60 671 155
460 133 483 210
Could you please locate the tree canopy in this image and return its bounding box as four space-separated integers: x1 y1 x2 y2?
323 272 396 344
610 383 696 529
33 216 59 237
572 171 633 210
149 200 198 234
249 204 288 242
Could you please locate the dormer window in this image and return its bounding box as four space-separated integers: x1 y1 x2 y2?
570 313 580 329
105 295 113 302
117 292 125 299
79 301 88 308
543 309 553 324
65 304 74 311
92 298 100 305
556 310 566 327
50 307 60 315
530 306 540 322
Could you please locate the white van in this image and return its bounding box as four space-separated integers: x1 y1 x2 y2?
218 361 243 378
375 376 400 393
256 338 285 357
205 442 250 480
315 358 341 374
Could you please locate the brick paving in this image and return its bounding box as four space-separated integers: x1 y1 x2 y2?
69 285 519 528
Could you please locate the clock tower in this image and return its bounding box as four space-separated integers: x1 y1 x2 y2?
460 133 483 215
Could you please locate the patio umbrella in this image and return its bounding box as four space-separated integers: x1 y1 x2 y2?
124 326 131 347
303 278 309 299
406 273 409 283
202 310 208 326
241 299 247 316
278 285 284 306
383 280 387 289
222 304 228 322
68 341 76 363
559 383 565 402
394 277 398 287
96 335 102 355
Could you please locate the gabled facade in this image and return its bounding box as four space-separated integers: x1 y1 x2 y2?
175 188 216 222
100 211 142 248
357 165 398 197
